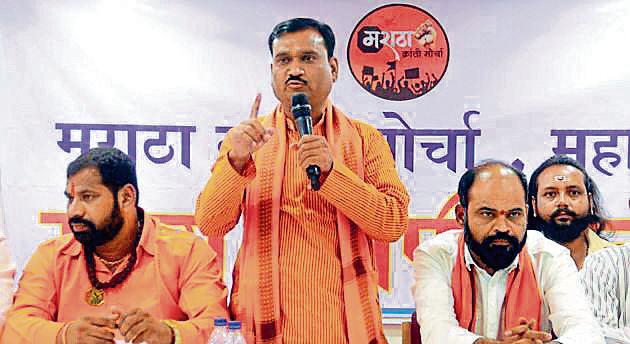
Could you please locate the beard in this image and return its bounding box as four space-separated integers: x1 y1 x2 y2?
533 208 597 244
68 201 124 249
464 221 527 271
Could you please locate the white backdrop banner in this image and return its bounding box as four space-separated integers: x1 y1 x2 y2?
1 0 629 320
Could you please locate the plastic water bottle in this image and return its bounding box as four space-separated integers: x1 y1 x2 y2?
208 317 228 344
226 321 245 344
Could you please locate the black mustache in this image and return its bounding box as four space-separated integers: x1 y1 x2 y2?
68 217 95 228
551 208 578 219
286 76 307 85
483 231 519 247
68 217 98 236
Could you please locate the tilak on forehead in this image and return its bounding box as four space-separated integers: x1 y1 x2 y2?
550 165 580 182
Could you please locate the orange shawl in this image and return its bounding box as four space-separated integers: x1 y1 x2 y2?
234 101 384 343
451 233 542 337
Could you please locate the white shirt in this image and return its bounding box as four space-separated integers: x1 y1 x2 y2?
581 244 630 343
412 230 604 344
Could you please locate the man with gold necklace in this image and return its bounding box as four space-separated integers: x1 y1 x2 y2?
2 147 229 344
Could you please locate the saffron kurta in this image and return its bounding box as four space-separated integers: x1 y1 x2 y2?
2 214 229 344
195 103 409 343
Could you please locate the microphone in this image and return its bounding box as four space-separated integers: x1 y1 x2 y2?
291 93 321 191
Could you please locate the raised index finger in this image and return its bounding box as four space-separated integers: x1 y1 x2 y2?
250 93 261 120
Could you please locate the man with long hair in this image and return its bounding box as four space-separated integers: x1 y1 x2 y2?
528 155 615 269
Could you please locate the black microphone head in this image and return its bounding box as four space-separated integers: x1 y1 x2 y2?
291 93 311 119
291 93 309 107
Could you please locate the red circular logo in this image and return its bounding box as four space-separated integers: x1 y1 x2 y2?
347 4 450 101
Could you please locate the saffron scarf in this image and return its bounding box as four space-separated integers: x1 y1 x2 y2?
234 100 385 343
451 233 542 337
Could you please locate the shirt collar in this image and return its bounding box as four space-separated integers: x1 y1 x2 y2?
586 228 616 254
59 234 81 256
137 212 157 256
60 211 157 257
463 242 519 274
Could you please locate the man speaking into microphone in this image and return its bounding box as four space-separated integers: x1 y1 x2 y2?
195 17 409 344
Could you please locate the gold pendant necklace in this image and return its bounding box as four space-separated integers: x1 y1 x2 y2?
83 208 145 307
96 254 129 273
96 254 128 266
85 287 105 306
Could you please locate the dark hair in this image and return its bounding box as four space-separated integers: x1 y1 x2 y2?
268 17 335 59
528 155 608 232
458 160 528 208
67 147 139 206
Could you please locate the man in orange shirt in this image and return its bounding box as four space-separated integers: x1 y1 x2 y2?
3 147 229 344
195 18 409 343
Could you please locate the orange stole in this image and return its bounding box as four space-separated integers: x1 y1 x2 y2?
451 233 542 336
235 101 384 343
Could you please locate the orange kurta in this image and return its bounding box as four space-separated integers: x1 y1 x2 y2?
2 213 229 344
195 105 409 343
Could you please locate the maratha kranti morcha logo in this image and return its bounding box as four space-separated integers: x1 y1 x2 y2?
347 4 450 101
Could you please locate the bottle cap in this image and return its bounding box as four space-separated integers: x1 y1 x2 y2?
228 321 241 330
214 317 227 327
